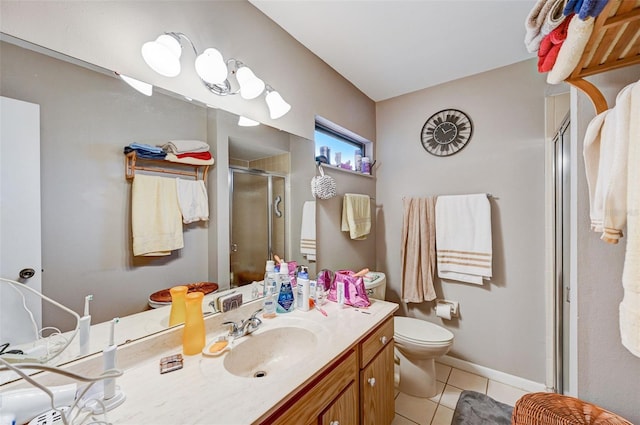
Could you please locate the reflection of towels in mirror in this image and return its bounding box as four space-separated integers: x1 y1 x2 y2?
176 178 209 224
341 194 371 240
132 174 184 256
300 201 316 261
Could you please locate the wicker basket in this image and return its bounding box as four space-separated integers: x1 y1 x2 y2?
512 393 633 425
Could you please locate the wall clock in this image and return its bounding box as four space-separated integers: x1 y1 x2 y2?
420 109 473 157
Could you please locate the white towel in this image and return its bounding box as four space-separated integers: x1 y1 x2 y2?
524 0 568 53
161 140 210 154
547 16 594 84
132 174 184 256
300 201 316 261
341 194 371 240
435 194 492 284
176 178 209 224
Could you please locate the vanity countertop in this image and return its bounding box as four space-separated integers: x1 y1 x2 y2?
106 299 398 424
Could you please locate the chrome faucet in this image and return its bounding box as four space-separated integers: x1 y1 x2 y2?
223 309 263 338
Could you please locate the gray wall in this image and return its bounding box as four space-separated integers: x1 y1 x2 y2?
376 59 548 384
573 65 640 424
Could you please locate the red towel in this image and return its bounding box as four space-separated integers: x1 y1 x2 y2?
538 14 573 73
176 151 212 160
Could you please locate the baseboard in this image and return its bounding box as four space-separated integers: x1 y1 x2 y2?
438 355 547 393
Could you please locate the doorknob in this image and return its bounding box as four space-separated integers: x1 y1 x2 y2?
19 268 35 279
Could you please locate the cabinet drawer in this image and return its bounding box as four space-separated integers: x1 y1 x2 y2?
320 381 358 425
359 316 393 368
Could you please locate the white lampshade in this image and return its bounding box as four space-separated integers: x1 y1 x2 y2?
236 66 265 100
195 48 228 85
266 90 291 119
119 74 153 96
141 34 182 77
238 116 260 127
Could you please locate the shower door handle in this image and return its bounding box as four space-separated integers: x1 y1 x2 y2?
273 196 282 218
230 243 238 252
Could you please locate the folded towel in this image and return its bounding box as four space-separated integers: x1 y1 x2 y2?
165 152 215 166
537 15 572 72
547 15 594 84
565 0 609 19
123 145 167 159
621 80 640 358
341 193 371 240
176 178 209 224
525 0 568 53
401 197 437 303
132 174 184 256
435 194 492 285
300 201 316 261
128 143 164 154
161 140 209 154
176 151 212 160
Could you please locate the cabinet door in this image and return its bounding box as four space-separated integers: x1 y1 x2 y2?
321 381 358 425
360 342 395 425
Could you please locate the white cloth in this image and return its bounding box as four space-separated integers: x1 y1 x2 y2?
620 80 640 358
132 174 184 256
547 16 594 84
524 0 568 53
341 194 371 240
435 194 492 284
300 201 316 261
161 140 210 154
176 178 209 224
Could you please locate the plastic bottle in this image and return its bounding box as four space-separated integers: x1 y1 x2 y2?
361 157 371 174
355 149 363 172
264 260 277 294
168 285 188 327
276 261 295 313
263 286 277 318
296 269 310 312
337 280 346 308
182 291 205 355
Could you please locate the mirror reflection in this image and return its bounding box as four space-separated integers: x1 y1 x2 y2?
0 34 316 379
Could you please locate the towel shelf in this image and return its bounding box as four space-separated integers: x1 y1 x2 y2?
565 0 640 114
124 151 210 182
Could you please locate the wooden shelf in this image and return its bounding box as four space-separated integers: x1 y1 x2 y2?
124 151 210 182
566 0 640 113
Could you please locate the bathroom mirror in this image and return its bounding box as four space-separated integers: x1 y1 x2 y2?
0 33 316 381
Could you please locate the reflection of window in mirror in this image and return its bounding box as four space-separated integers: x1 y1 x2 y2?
314 117 372 171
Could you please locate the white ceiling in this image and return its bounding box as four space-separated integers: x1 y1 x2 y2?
250 0 537 102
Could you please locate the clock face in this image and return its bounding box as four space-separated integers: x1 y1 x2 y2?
420 109 473 157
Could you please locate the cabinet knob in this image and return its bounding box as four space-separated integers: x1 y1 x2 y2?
380 336 388 345
330 421 340 425
368 377 376 387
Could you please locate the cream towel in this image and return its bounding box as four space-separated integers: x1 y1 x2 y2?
132 174 184 256
547 15 594 84
435 194 492 284
341 193 371 240
161 140 209 154
176 178 209 224
583 109 609 234
401 197 436 303
165 152 215 166
300 201 316 261
620 80 640 358
524 0 568 53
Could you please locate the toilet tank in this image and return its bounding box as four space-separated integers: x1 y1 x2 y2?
364 272 386 300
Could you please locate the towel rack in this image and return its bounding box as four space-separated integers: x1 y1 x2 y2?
124 151 210 182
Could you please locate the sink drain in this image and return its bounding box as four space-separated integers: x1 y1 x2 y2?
253 370 267 378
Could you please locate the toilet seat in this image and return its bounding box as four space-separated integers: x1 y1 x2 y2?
394 316 454 346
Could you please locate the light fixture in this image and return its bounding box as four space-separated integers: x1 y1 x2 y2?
238 116 260 127
141 31 291 119
265 86 291 119
117 73 153 96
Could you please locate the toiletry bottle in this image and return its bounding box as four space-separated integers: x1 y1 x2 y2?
337 280 346 308
296 269 310 312
169 285 188 327
263 286 277 318
276 261 294 313
183 291 205 355
264 260 277 294
355 149 363 172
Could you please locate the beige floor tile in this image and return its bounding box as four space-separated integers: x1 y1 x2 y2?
395 392 438 425
428 380 446 404
486 380 529 406
447 368 488 393
439 384 463 410
392 414 419 425
430 405 455 425
435 362 452 383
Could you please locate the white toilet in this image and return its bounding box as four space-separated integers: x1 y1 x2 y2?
364 272 455 398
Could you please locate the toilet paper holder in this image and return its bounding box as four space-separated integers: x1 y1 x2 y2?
435 299 459 318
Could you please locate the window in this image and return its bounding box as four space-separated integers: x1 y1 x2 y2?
314 117 370 172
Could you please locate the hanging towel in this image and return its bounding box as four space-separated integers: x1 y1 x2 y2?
401 197 437 303
165 152 215 166
524 0 568 53
300 201 316 261
620 80 640 358
341 194 371 240
176 178 209 224
537 15 572 72
435 194 492 285
547 15 594 84
132 174 184 256
583 109 611 234
161 140 210 154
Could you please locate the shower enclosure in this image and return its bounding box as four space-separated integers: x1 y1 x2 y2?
229 167 287 287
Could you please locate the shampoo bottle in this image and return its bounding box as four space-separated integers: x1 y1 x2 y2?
276 261 295 313
264 260 277 294
263 286 277 318
296 268 310 312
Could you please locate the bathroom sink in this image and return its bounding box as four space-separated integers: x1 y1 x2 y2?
223 326 317 378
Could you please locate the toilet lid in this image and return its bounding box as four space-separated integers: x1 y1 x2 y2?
394 316 454 343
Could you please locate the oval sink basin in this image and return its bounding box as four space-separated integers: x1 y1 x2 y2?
223 327 317 378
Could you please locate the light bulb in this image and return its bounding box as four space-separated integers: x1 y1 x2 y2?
195 48 228 85
141 34 182 77
266 90 291 119
236 66 265 100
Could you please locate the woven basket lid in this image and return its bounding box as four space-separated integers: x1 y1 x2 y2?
149 282 218 303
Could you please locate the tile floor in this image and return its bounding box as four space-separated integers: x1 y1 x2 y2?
392 362 530 425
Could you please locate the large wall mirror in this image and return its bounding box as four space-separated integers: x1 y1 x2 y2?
0 34 316 381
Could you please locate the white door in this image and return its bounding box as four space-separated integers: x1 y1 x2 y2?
0 96 42 346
